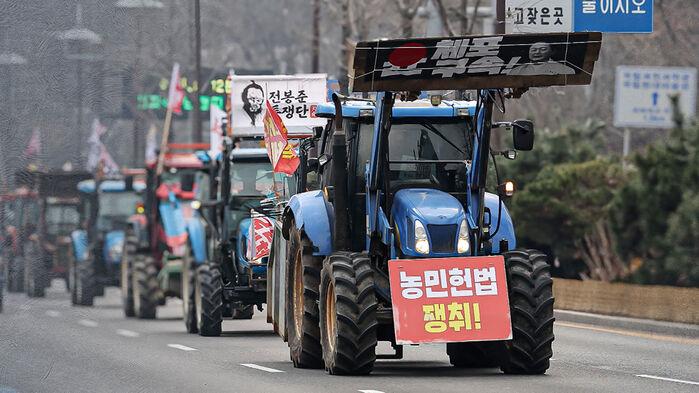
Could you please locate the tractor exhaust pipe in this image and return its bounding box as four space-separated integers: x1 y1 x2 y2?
331 93 350 251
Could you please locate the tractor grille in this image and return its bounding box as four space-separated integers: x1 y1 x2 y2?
428 224 457 253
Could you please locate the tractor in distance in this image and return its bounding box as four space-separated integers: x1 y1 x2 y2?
23 170 91 297
70 174 146 306
271 32 601 375
122 144 212 320
1 169 41 297
191 141 294 336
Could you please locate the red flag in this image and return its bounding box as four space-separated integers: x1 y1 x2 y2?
262 101 300 175
167 63 185 115
24 128 41 157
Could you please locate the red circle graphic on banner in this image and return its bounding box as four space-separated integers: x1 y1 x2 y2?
388 43 427 68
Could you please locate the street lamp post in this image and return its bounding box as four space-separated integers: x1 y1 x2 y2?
115 0 164 166
0 52 27 191
193 0 203 143
57 4 102 167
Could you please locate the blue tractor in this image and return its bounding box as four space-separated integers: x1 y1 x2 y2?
70 178 145 306
277 32 601 375
191 146 292 336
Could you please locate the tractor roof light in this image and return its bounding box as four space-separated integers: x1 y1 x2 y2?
414 220 430 255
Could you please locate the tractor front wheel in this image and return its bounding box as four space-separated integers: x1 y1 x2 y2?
319 252 378 375
182 257 198 333
195 263 222 336
72 256 96 306
7 255 24 293
24 242 47 298
499 249 555 375
121 237 136 317
286 223 323 369
132 254 160 319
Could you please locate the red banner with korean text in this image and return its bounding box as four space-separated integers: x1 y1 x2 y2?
262 101 300 175
388 256 512 344
247 213 274 261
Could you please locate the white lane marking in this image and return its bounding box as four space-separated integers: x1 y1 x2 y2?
636 374 699 386
167 344 198 352
240 363 284 373
45 310 61 317
358 390 386 393
78 319 98 327
116 329 140 338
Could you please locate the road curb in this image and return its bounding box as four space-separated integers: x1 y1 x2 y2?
554 309 699 338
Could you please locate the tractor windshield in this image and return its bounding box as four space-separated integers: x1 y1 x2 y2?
45 204 80 235
97 192 142 231
229 161 277 197
357 118 471 193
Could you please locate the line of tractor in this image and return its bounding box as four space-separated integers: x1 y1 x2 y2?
1 31 602 376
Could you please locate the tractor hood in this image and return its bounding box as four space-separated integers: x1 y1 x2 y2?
391 189 466 257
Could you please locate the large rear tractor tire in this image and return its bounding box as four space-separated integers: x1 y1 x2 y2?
447 343 499 368
132 254 160 319
121 236 136 317
72 256 96 306
286 223 323 369
24 242 47 298
182 257 198 333
319 252 378 375
7 255 24 293
195 263 222 336
498 249 555 375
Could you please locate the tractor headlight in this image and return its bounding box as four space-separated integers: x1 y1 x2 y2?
457 220 470 254
414 220 430 255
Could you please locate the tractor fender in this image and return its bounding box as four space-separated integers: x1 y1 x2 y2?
70 230 89 262
186 213 207 264
283 190 332 256
484 192 516 253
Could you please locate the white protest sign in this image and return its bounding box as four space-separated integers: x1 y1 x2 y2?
614 66 697 129
505 0 573 33
231 74 327 136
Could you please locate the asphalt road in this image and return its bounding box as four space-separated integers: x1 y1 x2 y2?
1 281 697 393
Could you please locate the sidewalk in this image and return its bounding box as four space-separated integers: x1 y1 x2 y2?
555 309 699 338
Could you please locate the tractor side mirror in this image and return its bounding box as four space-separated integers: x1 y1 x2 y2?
513 119 534 151
312 126 323 139
307 157 319 171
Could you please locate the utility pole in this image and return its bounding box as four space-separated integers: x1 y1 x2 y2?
494 0 505 34
193 0 203 142
312 0 320 73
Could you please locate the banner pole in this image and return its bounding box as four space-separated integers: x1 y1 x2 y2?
156 105 173 176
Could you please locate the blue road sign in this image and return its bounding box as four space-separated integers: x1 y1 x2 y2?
614 66 697 129
574 0 653 33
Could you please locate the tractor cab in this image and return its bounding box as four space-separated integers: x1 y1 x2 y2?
70 177 145 306
311 99 513 257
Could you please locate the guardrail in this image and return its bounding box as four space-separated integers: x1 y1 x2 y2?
553 278 699 325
